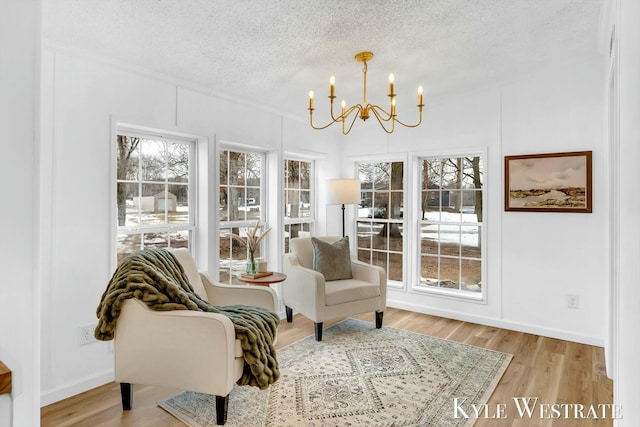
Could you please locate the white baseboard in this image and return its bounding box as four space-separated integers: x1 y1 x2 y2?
41 368 114 407
387 299 604 347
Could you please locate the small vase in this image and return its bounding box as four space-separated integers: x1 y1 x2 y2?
246 252 258 275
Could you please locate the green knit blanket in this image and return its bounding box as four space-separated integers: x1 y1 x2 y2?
95 248 280 390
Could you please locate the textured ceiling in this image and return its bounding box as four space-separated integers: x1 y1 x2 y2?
42 0 603 121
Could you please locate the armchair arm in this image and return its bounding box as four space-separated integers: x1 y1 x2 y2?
200 272 277 311
281 253 327 321
351 260 387 311
114 299 239 396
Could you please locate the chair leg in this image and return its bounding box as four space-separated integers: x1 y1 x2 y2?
315 322 323 341
285 306 293 323
215 394 229 425
375 311 383 329
120 383 132 410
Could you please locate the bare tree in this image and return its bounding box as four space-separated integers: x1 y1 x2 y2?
116 135 139 226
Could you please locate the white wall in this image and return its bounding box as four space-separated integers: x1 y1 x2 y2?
0 1 41 425
612 0 640 424
342 55 606 346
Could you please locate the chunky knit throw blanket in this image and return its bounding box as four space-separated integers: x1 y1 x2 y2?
95 248 279 390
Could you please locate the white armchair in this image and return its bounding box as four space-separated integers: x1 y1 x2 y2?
114 249 277 425
282 236 387 341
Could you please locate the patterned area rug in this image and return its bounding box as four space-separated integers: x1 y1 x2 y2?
158 318 511 426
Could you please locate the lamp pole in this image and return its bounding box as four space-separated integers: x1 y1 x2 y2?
341 203 346 237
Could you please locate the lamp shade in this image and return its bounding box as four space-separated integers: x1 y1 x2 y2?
326 178 361 205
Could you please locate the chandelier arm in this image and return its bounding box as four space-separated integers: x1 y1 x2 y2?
390 108 424 128
369 104 393 122
342 104 361 121
369 106 395 134
342 107 362 135
309 113 346 130
309 104 362 131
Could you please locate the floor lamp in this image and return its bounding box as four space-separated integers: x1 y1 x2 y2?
327 178 361 237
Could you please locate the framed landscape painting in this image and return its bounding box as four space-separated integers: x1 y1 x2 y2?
504 151 592 213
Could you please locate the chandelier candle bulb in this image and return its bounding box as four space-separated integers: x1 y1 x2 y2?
418 85 423 106
329 76 335 98
341 99 346 115
308 90 314 110
389 73 395 96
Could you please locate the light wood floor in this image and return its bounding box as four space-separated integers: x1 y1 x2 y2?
41 307 613 427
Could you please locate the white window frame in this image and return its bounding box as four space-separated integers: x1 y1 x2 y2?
283 156 316 250
411 150 487 302
112 126 197 266
354 157 407 288
217 145 268 283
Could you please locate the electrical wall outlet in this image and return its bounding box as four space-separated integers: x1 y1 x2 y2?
568 295 580 310
78 324 97 345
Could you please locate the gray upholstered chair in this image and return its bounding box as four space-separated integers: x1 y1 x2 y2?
114 249 277 425
281 236 387 341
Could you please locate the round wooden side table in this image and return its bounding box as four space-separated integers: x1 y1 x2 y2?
236 272 287 286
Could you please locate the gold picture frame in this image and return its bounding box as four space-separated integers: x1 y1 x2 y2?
504 151 592 213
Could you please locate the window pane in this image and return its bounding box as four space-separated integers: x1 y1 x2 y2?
245 187 261 220
300 190 311 217
140 139 165 182
357 221 372 249
228 152 245 185
421 255 439 284
440 225 460 256
117 233 141 264
219 151 229 184
461 259 482 291
420 224 438 255
300 161 311 189
389 252 403 282
167 184 188 224
371 250 387 273
439 257 460 287
140 184 167 224
143 232 168 249
168 230 190 250
117 136 139 181
167 143 189 183
461 225 481 257
117 182 139 226
229 186 246 221
357 249 370 263
286 160 299 187
373 192 389 219
390 162 403 190
245 153 261 186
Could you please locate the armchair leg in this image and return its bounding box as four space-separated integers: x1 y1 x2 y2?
285 306 293 323
315 322 323 341
215 394 229 425
120 383 132 410
375 311 383 329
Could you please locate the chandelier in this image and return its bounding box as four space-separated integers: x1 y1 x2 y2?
308 51 424 135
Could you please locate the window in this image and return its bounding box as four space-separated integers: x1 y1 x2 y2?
418 155 483 297
356 161 404 283
115 133 194 263
218 149 266 283
284 158 314 252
